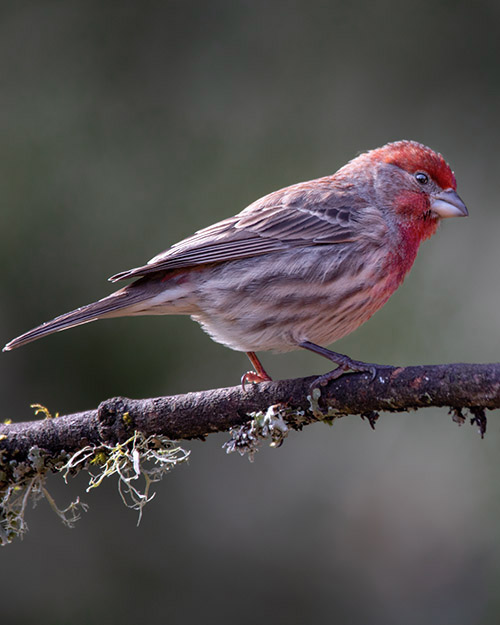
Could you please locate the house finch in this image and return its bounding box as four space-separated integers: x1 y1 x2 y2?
3 140 467 387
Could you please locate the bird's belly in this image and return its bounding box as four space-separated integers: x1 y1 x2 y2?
190 248 396 352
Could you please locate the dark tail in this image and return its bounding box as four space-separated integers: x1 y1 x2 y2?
3 287 150 351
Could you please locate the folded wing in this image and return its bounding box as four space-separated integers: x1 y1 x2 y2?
110 177 366 282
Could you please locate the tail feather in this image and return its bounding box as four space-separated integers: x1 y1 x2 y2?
3 288 147 351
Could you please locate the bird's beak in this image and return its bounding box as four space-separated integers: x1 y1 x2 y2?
430 188 468 219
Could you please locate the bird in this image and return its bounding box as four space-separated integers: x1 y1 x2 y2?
3 140 468 388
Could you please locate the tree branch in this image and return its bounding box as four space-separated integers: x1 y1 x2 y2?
1 362 499 469
0 361 498 544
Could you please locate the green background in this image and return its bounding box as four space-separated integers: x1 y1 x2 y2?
1 1 500 623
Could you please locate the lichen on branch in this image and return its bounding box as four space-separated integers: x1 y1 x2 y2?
0 362 499 544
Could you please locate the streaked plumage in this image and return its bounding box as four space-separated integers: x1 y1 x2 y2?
3 140 467 385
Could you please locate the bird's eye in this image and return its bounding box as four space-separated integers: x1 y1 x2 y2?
415 172 429 185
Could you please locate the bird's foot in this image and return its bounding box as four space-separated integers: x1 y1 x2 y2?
241 370 273 389
299 341 387 391
310 358 378 390
241 351 272 390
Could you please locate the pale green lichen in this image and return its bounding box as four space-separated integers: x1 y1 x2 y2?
61 432 190 525
0 446 87 546
0 430 190 544
307 387 324 418
223 404 290 461
307 387 346 423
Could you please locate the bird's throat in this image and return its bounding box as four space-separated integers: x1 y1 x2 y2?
392 217 439 282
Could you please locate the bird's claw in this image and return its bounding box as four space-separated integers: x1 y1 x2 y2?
241 370 272 391
310 361 381 392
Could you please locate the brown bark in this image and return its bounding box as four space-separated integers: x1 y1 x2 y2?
1 363 498 469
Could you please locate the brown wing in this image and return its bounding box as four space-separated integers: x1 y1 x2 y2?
109 176 367 282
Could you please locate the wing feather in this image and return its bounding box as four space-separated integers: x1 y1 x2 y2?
110 177 368 282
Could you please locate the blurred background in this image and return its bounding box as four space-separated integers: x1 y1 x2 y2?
1 1 500 623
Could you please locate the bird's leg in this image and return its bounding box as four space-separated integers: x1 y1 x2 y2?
241 351 272 389
300 341 382 389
